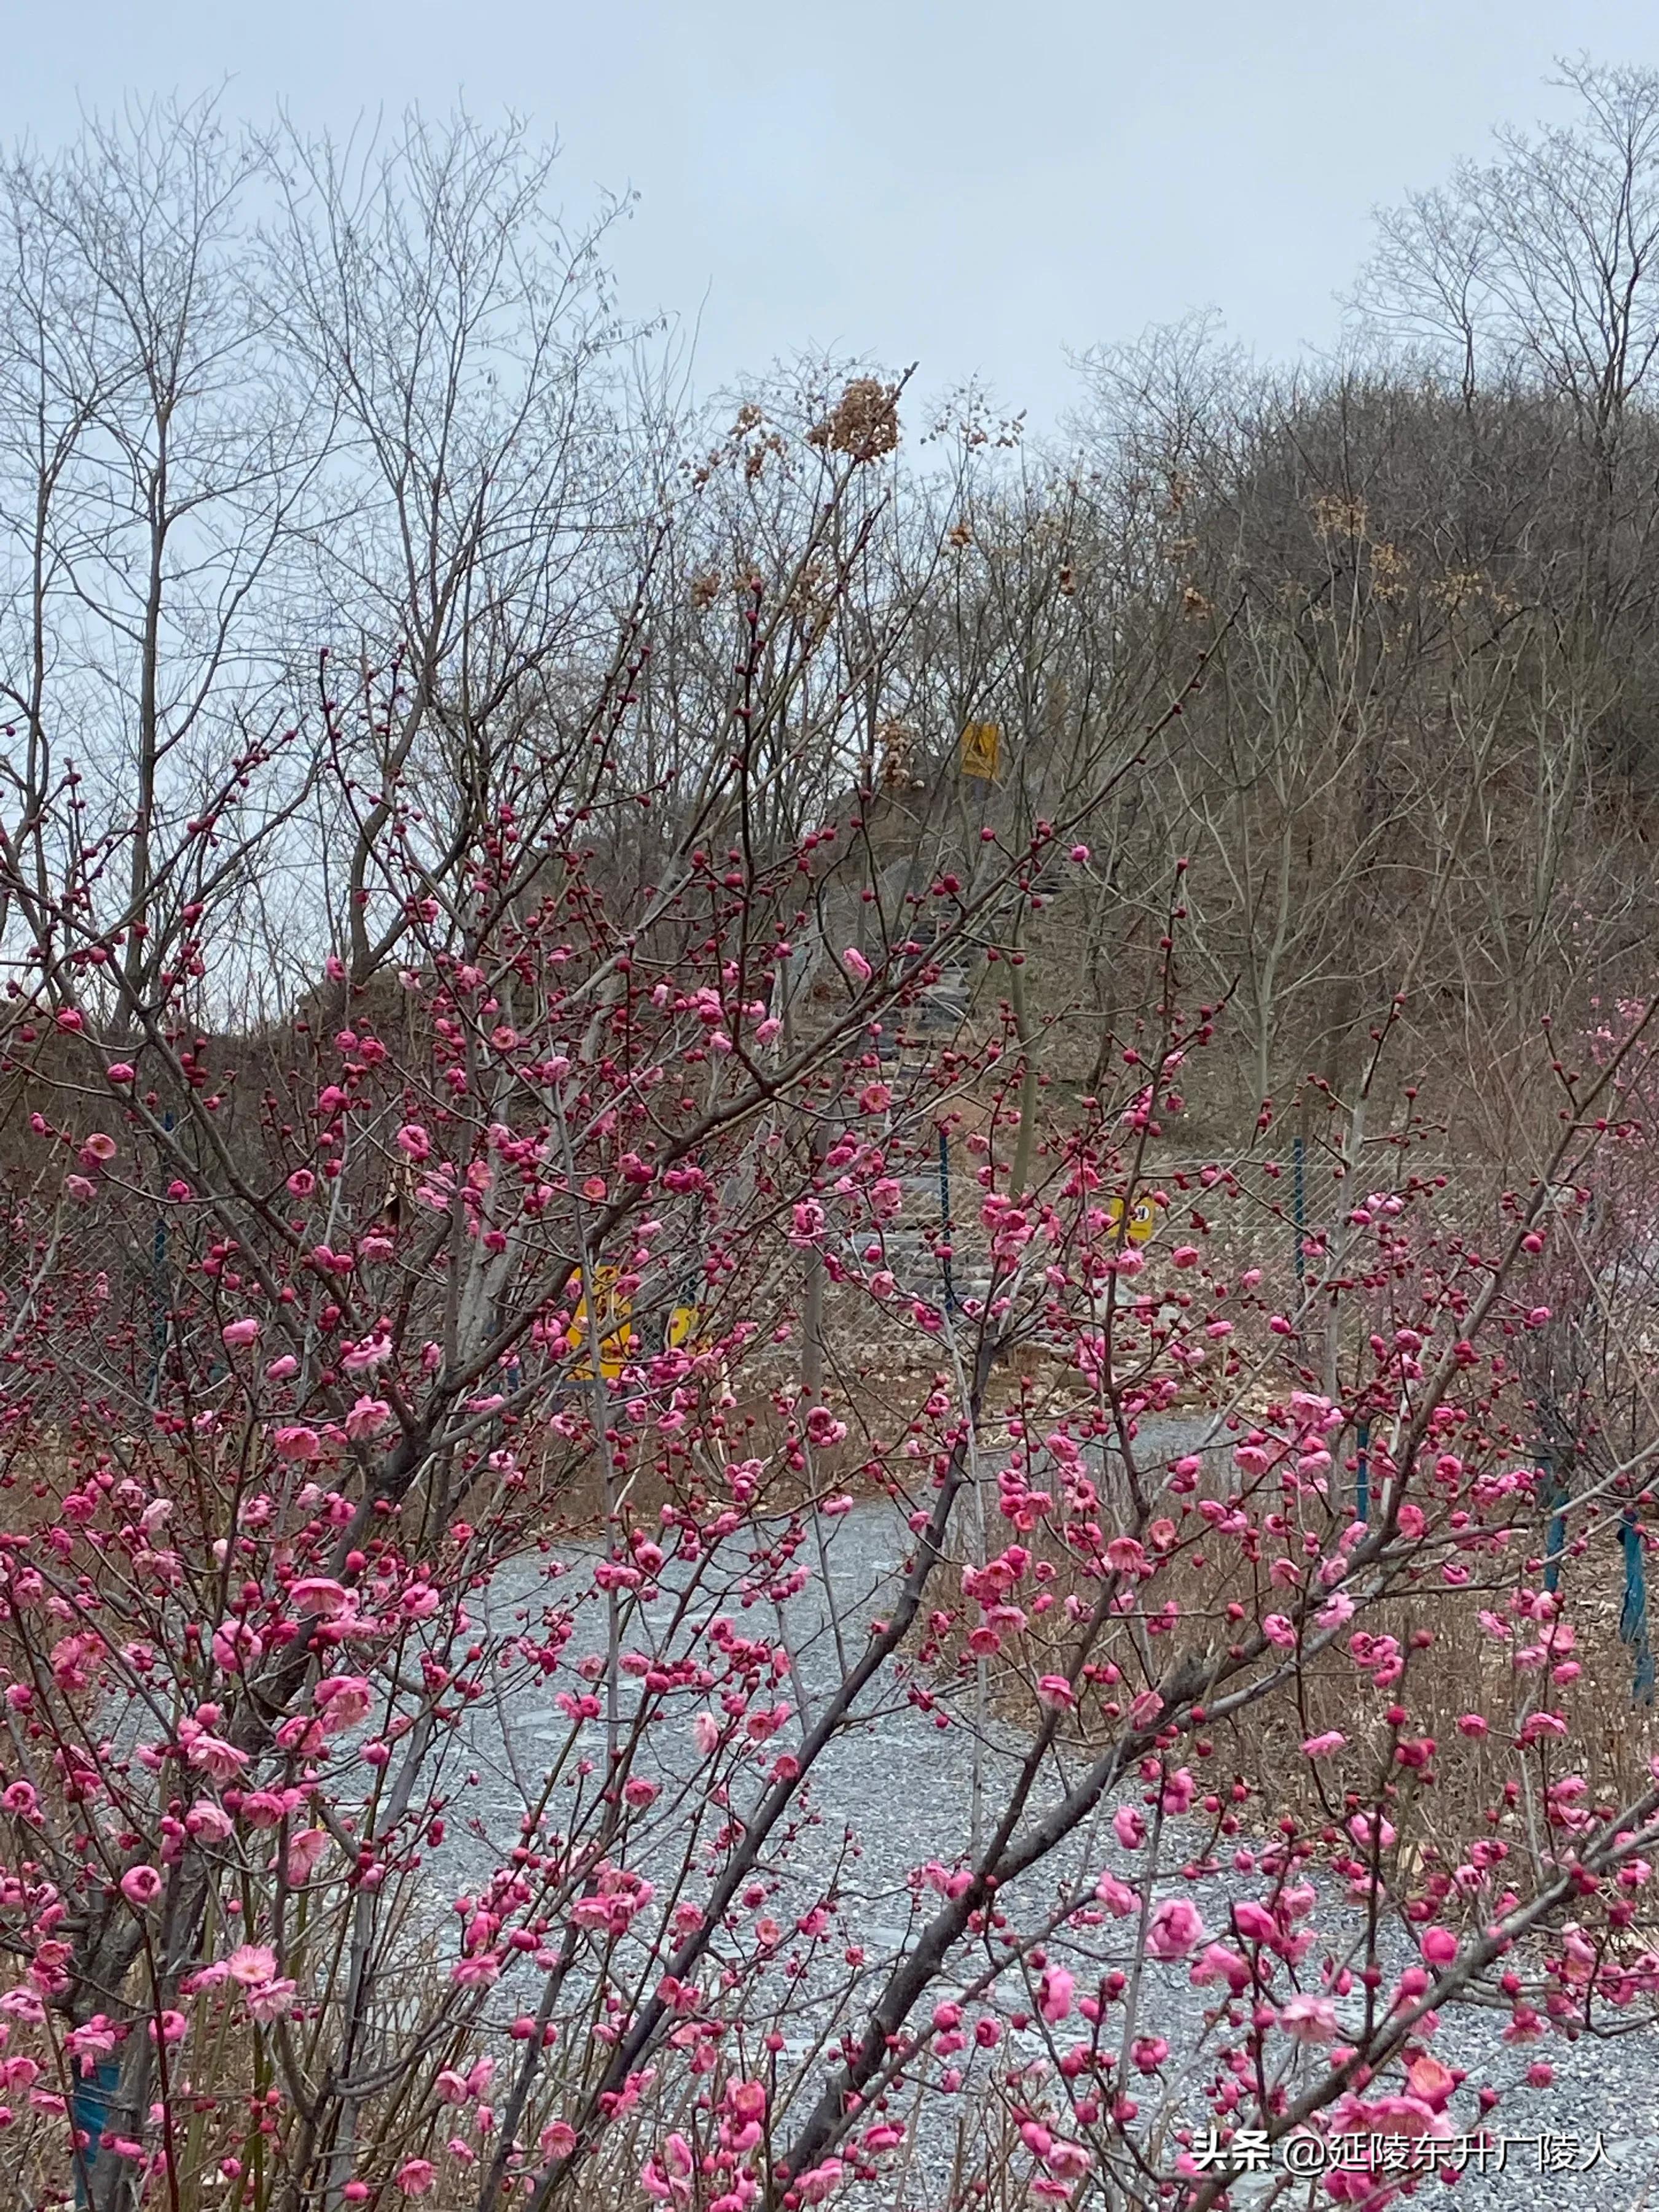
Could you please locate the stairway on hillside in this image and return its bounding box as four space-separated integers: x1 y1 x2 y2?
867 951 992 1314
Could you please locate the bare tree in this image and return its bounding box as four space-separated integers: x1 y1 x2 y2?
0 96 331 1027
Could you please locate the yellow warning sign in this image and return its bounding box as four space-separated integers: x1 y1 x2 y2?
568 1266 634 1379
1105 1194 1158 1245
662 1299 731 1400
960 721 1002 780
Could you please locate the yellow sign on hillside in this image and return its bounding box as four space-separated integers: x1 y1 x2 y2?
1105 1194 1158 1245
568 1266 634 1379
960 721 1002 780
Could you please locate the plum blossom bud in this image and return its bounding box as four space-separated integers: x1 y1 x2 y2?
119 1865 164 1908
1097 1872 1138 1917
1039 1967 1074 2021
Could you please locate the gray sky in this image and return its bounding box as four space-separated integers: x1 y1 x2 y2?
10 1 1659 426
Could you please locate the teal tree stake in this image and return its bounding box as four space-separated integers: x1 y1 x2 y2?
1542 1453 1567 1596
71 2058 120 2207
1354 1419 1370 1525
1620 1507 1655 1707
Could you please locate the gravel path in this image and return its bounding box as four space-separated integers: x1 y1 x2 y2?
437 1416 1659 2209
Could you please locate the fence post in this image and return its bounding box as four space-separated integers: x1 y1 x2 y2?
1292 1132 1306 1290
146 1107 176 1404
938 1126 955 1313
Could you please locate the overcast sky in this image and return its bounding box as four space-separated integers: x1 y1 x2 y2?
10 1 1659 426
